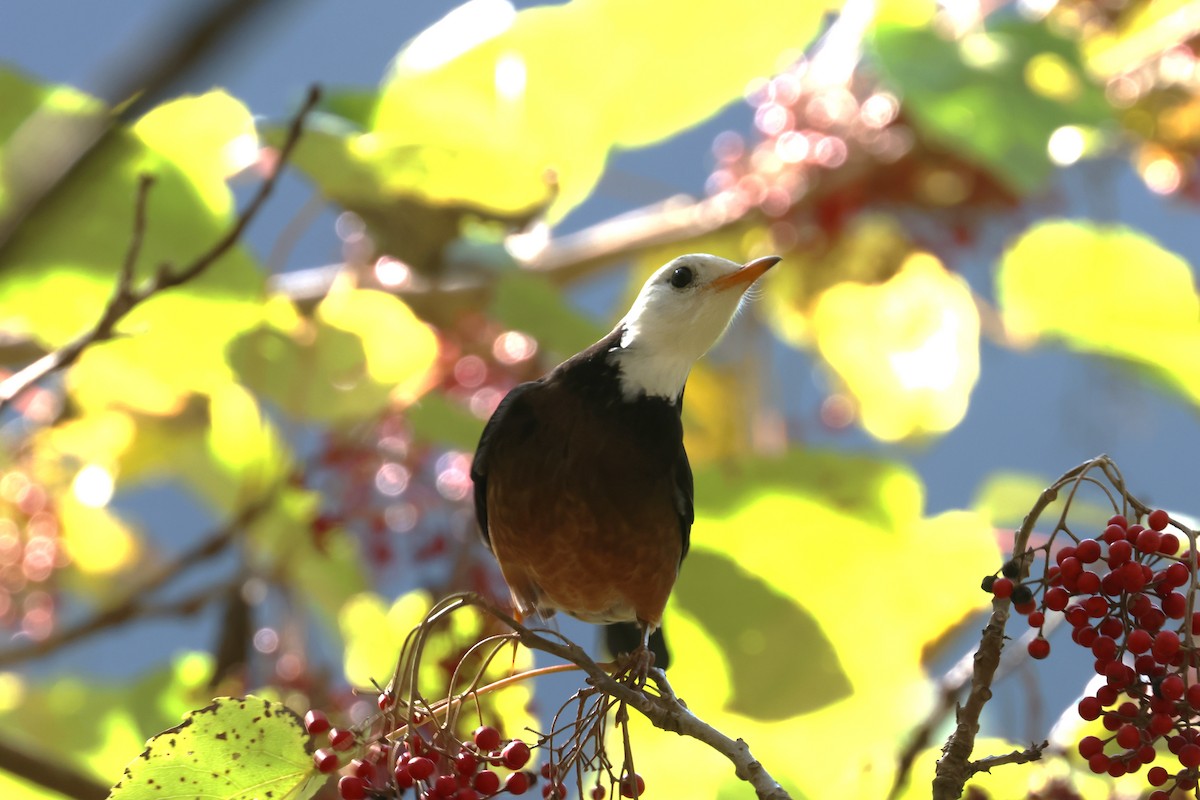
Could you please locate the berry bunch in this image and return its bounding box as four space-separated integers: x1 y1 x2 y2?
985 508 1200 796
308 710 548 799
0 467 66 639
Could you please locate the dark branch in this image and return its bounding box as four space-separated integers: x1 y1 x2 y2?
0 735 108 800
0 494 275 667
459 595 792 800
967 742 1048 775
0 86 321 415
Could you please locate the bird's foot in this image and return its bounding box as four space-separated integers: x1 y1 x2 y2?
613 644 655 688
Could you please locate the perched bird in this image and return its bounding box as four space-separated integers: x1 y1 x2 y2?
471 253 779 670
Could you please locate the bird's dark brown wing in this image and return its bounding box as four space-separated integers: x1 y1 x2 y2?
470 379 541 550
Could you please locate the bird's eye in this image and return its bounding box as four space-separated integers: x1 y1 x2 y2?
669 266 694 289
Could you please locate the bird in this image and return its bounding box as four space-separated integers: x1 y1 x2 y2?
470 253 779 672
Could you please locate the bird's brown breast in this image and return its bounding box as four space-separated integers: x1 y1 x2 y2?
482 376 685 627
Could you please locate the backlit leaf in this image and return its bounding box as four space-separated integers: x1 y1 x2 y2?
996 220 1200 406
107 696 318 800
871 17 1112 193
364 0 832 220
811 252 981 441
653 448 999 798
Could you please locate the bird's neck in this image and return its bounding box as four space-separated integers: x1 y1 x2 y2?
608 324 695 403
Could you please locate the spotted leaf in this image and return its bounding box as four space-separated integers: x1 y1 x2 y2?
107 696 319 800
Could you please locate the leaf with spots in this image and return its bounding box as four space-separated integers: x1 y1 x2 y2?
107 696 320 800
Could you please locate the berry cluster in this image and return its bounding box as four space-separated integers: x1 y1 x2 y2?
0 467 66 640
986 509 1200 796
306 706 644 800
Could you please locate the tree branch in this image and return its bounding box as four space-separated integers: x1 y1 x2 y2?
0 735 108 800
0 85 321 415
459 595 792 800
966 742 1048 775
931 457 1106 800
0 493 276 667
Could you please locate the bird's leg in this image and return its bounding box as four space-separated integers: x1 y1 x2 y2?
615 622 655 688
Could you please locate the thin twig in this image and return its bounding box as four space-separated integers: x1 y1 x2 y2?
0 85 321 415
453 594 791 800
0 493 276 667
931 456 1107 800
967 742 1048 775
0 735 108 800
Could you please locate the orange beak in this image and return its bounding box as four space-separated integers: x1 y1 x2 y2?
708 255 781 293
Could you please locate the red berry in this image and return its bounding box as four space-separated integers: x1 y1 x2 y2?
1150 792 1170 800
1140 609 1167 631
591 788 606 800
1149 509 1170 531
329 727 356 751
1116 724 1141 749
1099 617 1124 638
1108 514 1129 530
1120 561 1146 592
1096 685 1119 705
1028 637 1050 659
1102 524 1126 544
619 773 645 798
1150 712 1175 736
1188 684 1200 707
339 775 368 800
1128 628 1153 654
1027 611 1045 628
473 770 501 794
1106 760 1126 778
456 790 480 800
367 742 390 764
1085 596 1109 617
396 764 415 789
314 748 340 773
1076 626 1099 647
1159 533 1180 555
542 783 566 799
1148 766 1170 786
409 756 436 781
1076 539 1101 563
1182 743 1200 768
1161 674 1186 701
1164 562 1189 587
1087 753 1110 774
351 759 377 785
1108 540 1133 566
1153 630 1181 662
473 726 501 752
455 751 479 775
1164 592 1187 619
1045 587 1070 611
1014 599 1037 615
305 709 331 735
504 771 529 795
1079 735 1104 759
1076 571 1101 594
1136 529 1161 553
991 577 1014 598
501 740 531 770
1078 696 1102 721
540 764 556 780
378 692 394 710
436 774 459 797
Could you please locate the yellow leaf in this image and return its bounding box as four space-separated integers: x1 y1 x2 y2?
644 451 1000 798
996 220 1200 405
58 498 139 576
811 252 981 441
340 591 432 689
317 281 439 405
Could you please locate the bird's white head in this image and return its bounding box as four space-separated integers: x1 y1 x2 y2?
612 253 780 401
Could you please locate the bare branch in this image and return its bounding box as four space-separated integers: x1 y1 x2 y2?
0 493 276 667
967 742 1048 775
0 736 108 800
458 595 792 800
0 86 321 415
932 456 1108 800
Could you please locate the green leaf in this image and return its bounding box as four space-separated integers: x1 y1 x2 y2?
108 696 319 800
995 220 1200 406
364 0 833 221
407 392 485 451
0 71 265 412
490 271 606 359
672 550 850 720
229 286 438 424
870 17 1112 193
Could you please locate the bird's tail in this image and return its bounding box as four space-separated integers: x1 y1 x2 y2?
603 622 670 670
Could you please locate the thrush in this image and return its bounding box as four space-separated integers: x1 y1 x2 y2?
471 253 779 669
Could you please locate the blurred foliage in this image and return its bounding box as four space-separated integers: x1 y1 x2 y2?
0 0 1198 798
